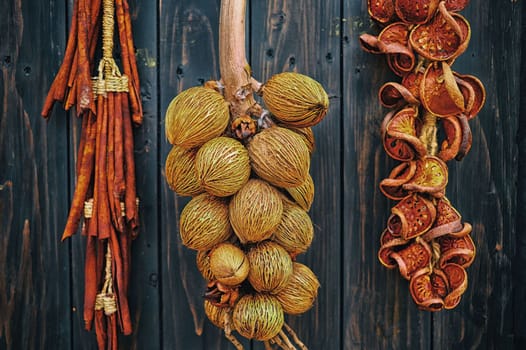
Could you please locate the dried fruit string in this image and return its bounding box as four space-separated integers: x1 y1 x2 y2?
41 0 142 347
360 0 485 311
164 0 328 348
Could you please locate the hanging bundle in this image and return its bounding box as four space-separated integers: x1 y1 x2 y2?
42 0 142 347
164 0 328 348
360 0 485 311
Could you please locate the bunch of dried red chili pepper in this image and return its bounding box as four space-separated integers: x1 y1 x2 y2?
360 0 485 311
42 0 142 347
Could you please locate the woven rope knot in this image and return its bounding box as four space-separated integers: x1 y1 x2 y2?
84 198 94 219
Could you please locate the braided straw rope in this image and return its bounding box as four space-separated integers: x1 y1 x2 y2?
92 0 129 95
95 244 117 315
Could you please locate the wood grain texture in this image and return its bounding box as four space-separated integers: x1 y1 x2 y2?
514 3 526 349
0 0 71 349
250 1 342 349
1 0 525 349
432 1 521 349
342 2 432 349
159 1 249 349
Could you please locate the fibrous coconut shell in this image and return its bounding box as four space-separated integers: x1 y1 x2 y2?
285 173 315 211
179 193 231 250
209 243 250 286
289 127 315 154
232 293 284 341
276 262 320 315
262 72 329 128
195 137 251 197
229 179 283 243
204 299 229 328
196 250 215 281
165 86 229 149
247 241 293 293
247 126 310 188
165 145 202 197
272 202 314 257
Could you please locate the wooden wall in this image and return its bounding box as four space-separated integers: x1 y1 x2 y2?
0 0 524 349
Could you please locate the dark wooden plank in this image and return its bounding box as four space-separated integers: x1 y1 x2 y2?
341 2 432 349
0 0 71 349
159 1 250 349
432 1 521 348
250 1 342 349
120 0 161 348
514 3 526 349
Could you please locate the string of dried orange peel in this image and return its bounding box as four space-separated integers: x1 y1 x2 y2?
164 0 328 348
360 0 486 311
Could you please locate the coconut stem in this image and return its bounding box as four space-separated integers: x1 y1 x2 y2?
283 323 308 350
223 311 244 350
419 110 438 156
219 0 260 120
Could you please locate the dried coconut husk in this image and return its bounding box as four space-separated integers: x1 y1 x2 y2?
272 201 314 257
165 86 230 149
285 173 315 211
196 250 215 281
229 179 283 243
179 193 232 250
195 137 251 197
262 72 329 128
276 262 319 315
165 145 202 197
204 299 229 328
209 242 250 286
289 127 315 154
247 126 310 188
232 293 284 341
247 241 293 293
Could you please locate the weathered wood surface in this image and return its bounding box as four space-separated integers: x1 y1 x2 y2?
0 0 524 349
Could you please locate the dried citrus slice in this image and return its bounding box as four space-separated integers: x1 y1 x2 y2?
409 269 445 311
401 70 424 100
422 198 463 240
379 82 420 108
454 73 486 119
390 193 437 240
382 107 427 161
409 3 470 61
456 115 473 160
379 161 417 200
437 116 462 161
445 0 470 12
391 241 432 279
395 0 439 24
368 0 396 24
421 62 465 117
378 229 409 269
438 230 476 268
379 22 415 75
402 156 448 196
442 263 468 309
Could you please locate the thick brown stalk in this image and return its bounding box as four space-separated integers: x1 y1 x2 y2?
122 97 138 233
110 228 132 334
97 98 112 240
84 235 98 330
62 111 96 240
219 0 257 120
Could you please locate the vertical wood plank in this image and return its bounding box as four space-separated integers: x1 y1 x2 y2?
250 0 342 349
514 2 526 348
432 1 521 348
159 1 249 349
341 2 431 349
120 0 161 348
0 0 71 349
